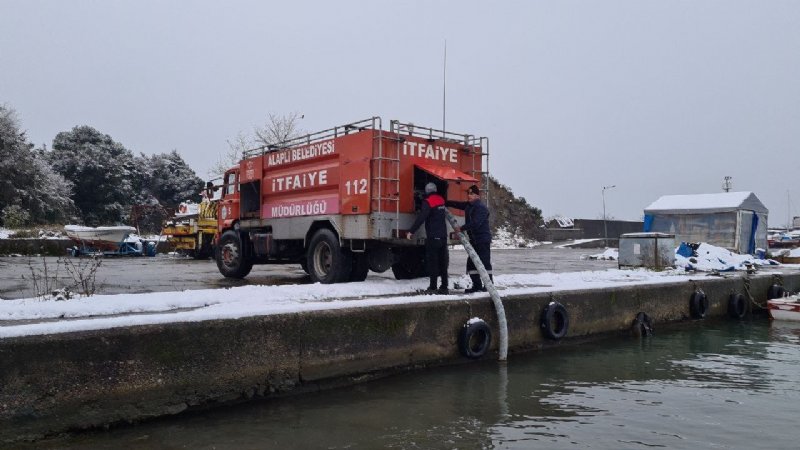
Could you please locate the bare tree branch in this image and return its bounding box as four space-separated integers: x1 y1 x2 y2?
212 112 305 179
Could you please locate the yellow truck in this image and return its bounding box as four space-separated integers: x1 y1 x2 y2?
161 197 218 259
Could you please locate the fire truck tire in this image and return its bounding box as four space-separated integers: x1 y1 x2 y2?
216 230 253 279
307 229 352 284
349 252 369 282
391 248 427 279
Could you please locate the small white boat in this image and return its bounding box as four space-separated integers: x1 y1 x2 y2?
64 225 137 251
767 294 800 321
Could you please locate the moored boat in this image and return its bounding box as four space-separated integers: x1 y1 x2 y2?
767 294 800 321
64 225 137 251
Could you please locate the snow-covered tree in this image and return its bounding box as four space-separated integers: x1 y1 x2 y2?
47 125 143 225
141 150 204 207
26 150 77 223
0 105 76 226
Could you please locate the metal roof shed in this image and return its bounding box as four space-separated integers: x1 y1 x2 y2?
643 191 768 255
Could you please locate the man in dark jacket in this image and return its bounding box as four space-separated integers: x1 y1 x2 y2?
407 182 449 294
446 184 492 293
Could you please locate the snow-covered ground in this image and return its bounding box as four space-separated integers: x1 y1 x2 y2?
586 243 782 271
0 269 702 339
587 248 619 260
1 241 797 339
1 225 797 340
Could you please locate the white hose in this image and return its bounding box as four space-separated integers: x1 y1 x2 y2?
444 210 509 360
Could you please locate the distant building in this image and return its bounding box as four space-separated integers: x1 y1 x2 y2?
573 219 644 240
548 216 574 228
643 191 768 255
542 216 643 242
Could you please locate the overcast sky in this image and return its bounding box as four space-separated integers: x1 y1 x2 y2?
2 1 799 225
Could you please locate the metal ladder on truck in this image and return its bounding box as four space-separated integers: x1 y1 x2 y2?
470 135 490 202
370 117 402 238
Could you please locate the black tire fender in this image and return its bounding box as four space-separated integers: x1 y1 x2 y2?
391 247 427 280
349 252 369 282
768 284 785 300
632 312 653 337
689 290 708 319
458 319 492 359
728 293 747 319
541 301 569 340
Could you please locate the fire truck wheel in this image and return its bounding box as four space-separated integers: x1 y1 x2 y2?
349 252 369 282
307 229 352 284
216 230 253 279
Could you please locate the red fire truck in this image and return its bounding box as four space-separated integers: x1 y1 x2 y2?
215 117 488 283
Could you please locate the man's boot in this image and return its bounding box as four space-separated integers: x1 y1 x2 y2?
425 278 438 294
465 274 483 293
437 277 449 295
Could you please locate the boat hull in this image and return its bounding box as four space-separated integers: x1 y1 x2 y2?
64 225 137 251
767 295 800 321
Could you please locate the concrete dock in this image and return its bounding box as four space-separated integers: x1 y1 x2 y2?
1 271 797 444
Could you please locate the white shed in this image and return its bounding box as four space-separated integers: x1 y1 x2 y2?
643 191 768 255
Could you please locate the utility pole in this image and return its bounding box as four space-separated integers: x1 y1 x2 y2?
442 40 447 132
602 185 616 247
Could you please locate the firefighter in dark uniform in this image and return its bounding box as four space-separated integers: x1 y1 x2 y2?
446 184 492 293
407 182 449 294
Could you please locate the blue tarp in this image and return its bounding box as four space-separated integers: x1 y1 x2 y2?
643 214 653 232
676 242 693 258
747 213 759 254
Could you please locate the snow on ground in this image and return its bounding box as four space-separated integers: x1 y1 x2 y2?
0 269 698 339
0 228 11 239
554 239 602 249
587 248 618 260
451 227 540 250
492 227 540 248
0 241 796 339
675 243 778 272
585 243 779 270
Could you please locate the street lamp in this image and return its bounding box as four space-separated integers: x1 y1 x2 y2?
602 185 616 247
